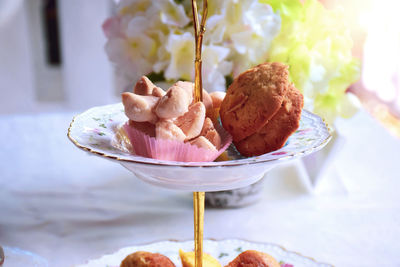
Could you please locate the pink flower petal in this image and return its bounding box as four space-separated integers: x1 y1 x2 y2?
102 17 123 38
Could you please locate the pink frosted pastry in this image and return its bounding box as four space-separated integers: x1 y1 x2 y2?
122 92 159 123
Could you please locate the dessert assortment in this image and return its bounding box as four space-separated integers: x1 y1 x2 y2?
120 249 281 267
122 62 303 160
67 0 333 266
122 76 232 162
117 62 304 266
116 13 305 267
120 251 175 267
81 4 304 266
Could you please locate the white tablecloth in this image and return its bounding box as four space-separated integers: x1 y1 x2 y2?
1 109 399 267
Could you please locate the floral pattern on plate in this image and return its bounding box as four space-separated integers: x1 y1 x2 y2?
75 239 332 267
68 103 331 167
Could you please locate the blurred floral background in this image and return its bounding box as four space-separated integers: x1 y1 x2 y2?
0 0 399 135
103 0 360 125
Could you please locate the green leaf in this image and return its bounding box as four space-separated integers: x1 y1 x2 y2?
218 252 229 258
147 71 166 83
235 247 243 253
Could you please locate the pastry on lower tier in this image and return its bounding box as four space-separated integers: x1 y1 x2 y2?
219 62 289 142
225 250 280 267
120 251 175 267
179 249 221 267
235 83 304 156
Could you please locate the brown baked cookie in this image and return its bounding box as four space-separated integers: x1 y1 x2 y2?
225 250 280 267
120 251 175 267
220 62 289 142
235 83 303 157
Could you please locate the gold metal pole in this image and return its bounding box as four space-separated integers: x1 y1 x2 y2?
191 0 208 103
190 1 208 267
193 191 205 267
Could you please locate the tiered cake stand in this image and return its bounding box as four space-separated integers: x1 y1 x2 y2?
68 102 331 266
68 103 331 192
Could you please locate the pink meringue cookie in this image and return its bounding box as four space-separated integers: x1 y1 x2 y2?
156 120 186 142
175 102 206 140
134 76 156 95
129 121 155 137
121 77 233 161
204 128 221 150
122 92 159 123
200 117 221 149
173 81 213 117
202 89 214 118
152 86 166 97
173 81 194 103
209 91 226 109
200 117 214 136
134 76 165 97
155 86 191 119
190 136 218 152
174 81 212 107
123 121 232 162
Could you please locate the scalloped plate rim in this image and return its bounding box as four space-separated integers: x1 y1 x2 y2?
75 238 333 267
67 103 332 168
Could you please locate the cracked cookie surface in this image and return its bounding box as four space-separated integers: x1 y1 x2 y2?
219 62 289 142
235 83 304 156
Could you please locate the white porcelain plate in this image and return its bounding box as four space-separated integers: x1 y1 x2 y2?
1 247 48 267
76 239 332 267
68 103 331 191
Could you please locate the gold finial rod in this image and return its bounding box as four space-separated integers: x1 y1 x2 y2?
191 0 208 103
191 1 208 267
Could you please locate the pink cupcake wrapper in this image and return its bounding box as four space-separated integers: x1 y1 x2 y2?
123 121 232 162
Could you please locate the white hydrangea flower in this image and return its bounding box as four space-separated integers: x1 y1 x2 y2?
105 36 155 84
204 0 281 77
165 32 195 81
204 14 226 44
202 45 232 92
164 34 233 91
158 0 190 28
103 0 281 91
104 0 182 86
117 0 152 16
